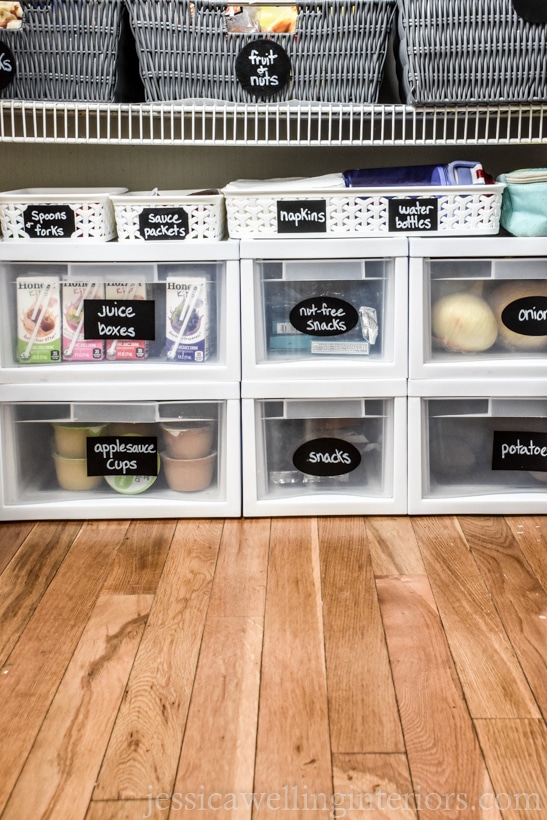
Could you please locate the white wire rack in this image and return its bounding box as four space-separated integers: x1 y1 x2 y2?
0 100 545 145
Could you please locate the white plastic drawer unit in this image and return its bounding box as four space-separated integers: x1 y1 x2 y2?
242 380 407 516
0 242 240 383
0 384 241 520
239 238 409 381
408 380 547 514
409 236 547 380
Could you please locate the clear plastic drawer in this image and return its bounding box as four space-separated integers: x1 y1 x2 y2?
242 381 407 516
0 387 241 519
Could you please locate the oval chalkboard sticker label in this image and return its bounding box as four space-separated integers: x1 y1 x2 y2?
289 296 359 337
292 437 362 477
235 39 292 98
501 296 547 336
0 42 16 92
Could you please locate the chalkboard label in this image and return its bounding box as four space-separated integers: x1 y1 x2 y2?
388 198 438 232
0 42 15 91
511 0 547 23
83 300 156 341
492 431 547 471
87 436 159 476
277 200 327 234
235 39 292 98
23 205 75 239
293 437 361 477
138 207 189 241
289 296 358 336
501 296 547 336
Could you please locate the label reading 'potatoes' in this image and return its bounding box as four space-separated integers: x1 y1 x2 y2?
492 431 547 471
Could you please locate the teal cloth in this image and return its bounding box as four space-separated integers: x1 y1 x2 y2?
498 171 547 237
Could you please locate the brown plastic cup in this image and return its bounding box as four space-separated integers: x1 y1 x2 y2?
160 451 217 492
160 421 214 460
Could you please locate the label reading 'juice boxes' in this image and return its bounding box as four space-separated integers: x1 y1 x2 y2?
165 277 210 363
104 281 149 361
16 276 61 364
62 280 105 362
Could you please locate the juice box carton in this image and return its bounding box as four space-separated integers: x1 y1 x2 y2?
16 276 61 364
165 276 210 363
62 279 105 362
104 280 149 361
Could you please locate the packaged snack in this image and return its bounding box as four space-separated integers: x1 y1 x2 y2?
62 279 105 361
165 277 210 362
104 280 149 361
0 2 22 30
16 276 61 364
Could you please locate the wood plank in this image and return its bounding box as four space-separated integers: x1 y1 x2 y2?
172 616 264 820
0 519 130 816
86 801 166 819
2 594 152 820
93 520 223 801
376 575 501 820
365 517 426 576
253 518 332 820
413 516 539 719
206 518 270 617
0 520 82 666
102 518 176 595
170 520 270 819
459 516 547 721
506 516 547 595
318 517 404 753
474 719 547 819
332 754 417 819
0 521 37 574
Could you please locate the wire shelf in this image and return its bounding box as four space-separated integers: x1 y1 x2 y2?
0 100 545 146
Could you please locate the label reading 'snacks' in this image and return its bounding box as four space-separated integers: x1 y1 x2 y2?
165 277 210 363
16 277 61 364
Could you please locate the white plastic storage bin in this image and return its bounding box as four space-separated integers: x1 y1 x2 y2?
0 189 126 241
408 379 547 514
0 381 241 520
409 237 547 380
224 183 504 239
110 189 226 241
240 238 408 381
242 380 407 516
0 241 240 383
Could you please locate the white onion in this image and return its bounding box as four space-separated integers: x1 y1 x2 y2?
432 292 498 353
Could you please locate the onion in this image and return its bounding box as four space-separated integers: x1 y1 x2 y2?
431 292 498 353
488 280 547 351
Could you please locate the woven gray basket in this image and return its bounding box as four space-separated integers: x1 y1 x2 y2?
396 0 547 104
126 0 396 103
0 0 124 101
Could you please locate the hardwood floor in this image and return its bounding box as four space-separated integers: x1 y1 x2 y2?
0 516 546 820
